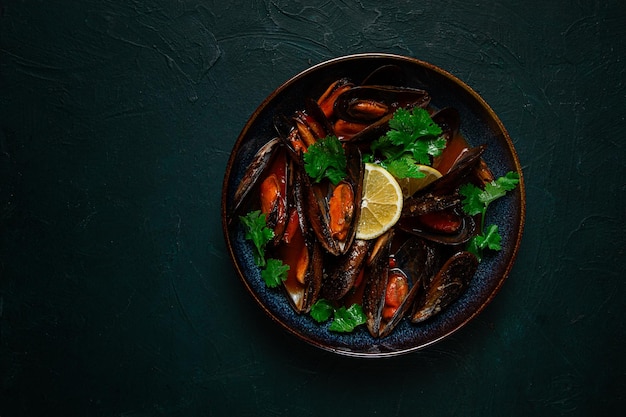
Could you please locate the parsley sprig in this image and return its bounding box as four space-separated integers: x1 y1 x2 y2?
240 210 290 287
239 210 274 267
310 299 367 333
261 259 290 288
366 107 447 179
303 135 347 185
459 171 520 261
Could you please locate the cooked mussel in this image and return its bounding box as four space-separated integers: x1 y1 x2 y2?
423 144 487 195
272 170 324 313
398 193 476 246
232 138 290 244
232 137 282 215
274 99 334 158
361 230 394 337
362 234 440 338
396 144 487 245
340 112 394 143
333 85 431 124
321 239 372 301
303 144 364 256
379 237 442 337
410 251 479 323
317 77 354 119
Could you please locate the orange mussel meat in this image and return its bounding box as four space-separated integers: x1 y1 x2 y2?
328 181 355 242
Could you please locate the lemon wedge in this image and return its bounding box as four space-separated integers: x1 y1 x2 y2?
396 165 443 198
355 163 404 240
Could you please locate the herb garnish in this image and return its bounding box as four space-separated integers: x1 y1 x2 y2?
303 135 347 185
261 258 290 288
240 210 290 287
310 299 367 333
310 299 334 322
366 107 447 179
239 210 274 267
459 171 520 261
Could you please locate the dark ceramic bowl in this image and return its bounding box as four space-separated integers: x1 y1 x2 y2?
221 53 525 358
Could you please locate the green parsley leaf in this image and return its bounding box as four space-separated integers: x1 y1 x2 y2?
496 171 521 191
388 107 443 140
303 135 347 185
483 172 520 207
460 171 519 260
408 136 447 164
239 210 274 267
467 224 502 262
369 107 446 178
481 224 502 251
478 171 521 206
328 304 367 333
261 258 290 288
309 300 367 333
381 155 426 179
466 236 482 261
480 183 508 205
471 224 502 251
310 299 334 323
459 183 484 216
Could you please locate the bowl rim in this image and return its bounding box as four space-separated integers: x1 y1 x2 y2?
221 53 526 358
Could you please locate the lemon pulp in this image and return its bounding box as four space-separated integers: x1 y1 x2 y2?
355 163 404 240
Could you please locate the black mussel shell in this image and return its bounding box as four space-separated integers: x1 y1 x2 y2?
320 239 372 301
410 251 479 323
302 144 364 256
377 237 441 338
419 144 487 196
232 137 283 217
277 170 324 314
333 85 431 124
361 230 394 337
399 193 476 246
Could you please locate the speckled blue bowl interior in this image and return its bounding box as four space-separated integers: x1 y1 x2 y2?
221 53 525 358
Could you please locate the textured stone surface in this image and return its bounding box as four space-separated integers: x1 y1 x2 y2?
1 0 624 415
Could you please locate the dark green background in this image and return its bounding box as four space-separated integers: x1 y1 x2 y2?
1 0 624 415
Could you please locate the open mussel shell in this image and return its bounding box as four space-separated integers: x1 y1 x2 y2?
378 237 441 338
423 144 487 196
304 98 335 137
278 237 324 314
274 170 324 314
398 202 477 246
316 77 354 119
280 237 324 314
361 231 394 337
397 144 487 245
273 99 335 160
333 85 431 124
343 112 393 144
303 144 364 256
362 234 440 338
410 251 479 323
232 137 283 216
